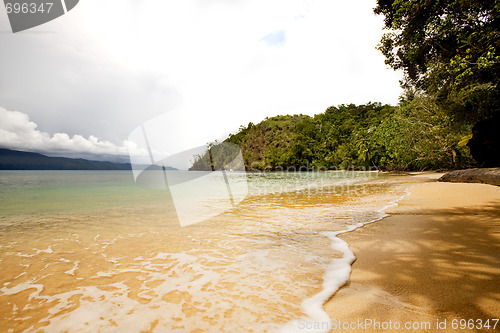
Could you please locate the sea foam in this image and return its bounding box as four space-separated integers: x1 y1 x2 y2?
279 185 414 333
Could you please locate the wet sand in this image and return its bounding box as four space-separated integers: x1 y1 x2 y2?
324 181 500 332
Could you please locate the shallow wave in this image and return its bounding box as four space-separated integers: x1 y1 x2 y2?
0 171 423 332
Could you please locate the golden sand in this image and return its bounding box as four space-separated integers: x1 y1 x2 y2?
324 182 500 332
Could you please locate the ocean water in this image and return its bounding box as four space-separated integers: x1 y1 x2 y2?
0 170 422 332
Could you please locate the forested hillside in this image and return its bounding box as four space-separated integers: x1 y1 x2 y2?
222 100 473 171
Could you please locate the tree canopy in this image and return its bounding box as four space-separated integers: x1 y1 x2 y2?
214 102 473 171
374 0 499 122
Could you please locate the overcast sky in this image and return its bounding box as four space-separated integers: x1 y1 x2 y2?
0 0 402 162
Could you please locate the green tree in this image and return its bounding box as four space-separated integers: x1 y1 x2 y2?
370 95 473 170
374 0 499 122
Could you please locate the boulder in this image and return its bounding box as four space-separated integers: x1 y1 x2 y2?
439 168 500 186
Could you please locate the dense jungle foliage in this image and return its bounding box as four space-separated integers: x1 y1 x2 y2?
221 99 473 171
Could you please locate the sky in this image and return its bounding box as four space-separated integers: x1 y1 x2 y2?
0 0 402 163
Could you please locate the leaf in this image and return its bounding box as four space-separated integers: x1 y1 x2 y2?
458 134 473 147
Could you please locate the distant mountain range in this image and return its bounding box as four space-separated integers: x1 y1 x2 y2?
0 148 132 170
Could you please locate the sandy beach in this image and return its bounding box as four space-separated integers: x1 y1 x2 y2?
323 180 500 332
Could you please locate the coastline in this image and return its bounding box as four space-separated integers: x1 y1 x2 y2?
322 180 500 332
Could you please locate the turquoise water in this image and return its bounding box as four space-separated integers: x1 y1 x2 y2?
0 169 379 218
0 171 168 217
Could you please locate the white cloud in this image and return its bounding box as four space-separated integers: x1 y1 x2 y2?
0 0 403 153
0 107 149 161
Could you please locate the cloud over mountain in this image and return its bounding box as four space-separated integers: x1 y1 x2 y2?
0 106 146 162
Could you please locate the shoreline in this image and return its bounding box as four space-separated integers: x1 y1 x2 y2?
281 173 432 332
321 180 500 332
